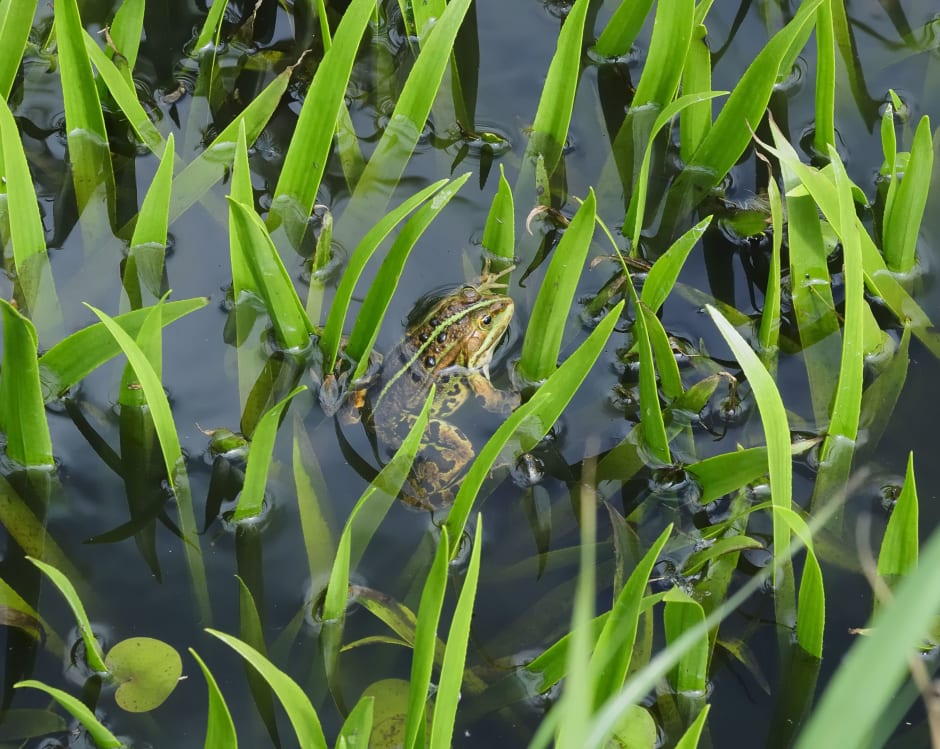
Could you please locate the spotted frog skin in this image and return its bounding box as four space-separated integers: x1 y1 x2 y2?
361 285 517 510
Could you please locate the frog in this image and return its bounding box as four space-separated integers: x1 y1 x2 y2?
354 283 518 510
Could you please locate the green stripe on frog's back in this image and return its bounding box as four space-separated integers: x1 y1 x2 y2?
372 296 499 410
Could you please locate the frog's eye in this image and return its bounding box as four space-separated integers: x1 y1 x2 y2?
481 314 492 327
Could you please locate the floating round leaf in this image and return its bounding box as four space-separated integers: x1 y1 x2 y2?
105 637 182 713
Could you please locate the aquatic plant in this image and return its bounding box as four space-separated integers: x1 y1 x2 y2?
1 0 938 747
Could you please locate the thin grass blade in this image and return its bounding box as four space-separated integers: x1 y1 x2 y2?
525 0 589 175
877 451 919 580
705 306 791 588
56 0 116 223
125 133 176 308
0 98 59 332
0 299 52 468
227 198 314 351
38 298 207 399
14 681 122 749
403 526 450 749
189 648 238 749
519 189 596 382
320 179 450 372
206 629 328 749
232 386 306 521
429 520 483 749
347 173 471 376
793 505 940 747
85 302 210 621
267 0 375 245
882 115 933 273
26 558 106 672
335 0 472 249
445 301 624 555
0 0 37 99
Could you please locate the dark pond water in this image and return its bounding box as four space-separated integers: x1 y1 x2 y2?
3 0 940 746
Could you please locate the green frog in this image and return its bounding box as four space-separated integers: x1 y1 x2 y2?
357 284 517 510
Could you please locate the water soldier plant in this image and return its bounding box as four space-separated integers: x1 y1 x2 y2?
1 0 939 747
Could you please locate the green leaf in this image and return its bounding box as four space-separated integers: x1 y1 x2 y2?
362 679 412 749
813 0 835 153
167 66 293 225
189 648 238 749
335 0 473 248
679 24 713 162
883 115 933 272
56 0 116 222
795 550 825 658
83 30 166 156
14 681 123 749
105 637 182 713
337 694 374 749
27 557 106 672
207 629 327 749
663 588 708 694
674 705 711 749
482 163 515 260
267 0 375 246
0 300 53 467
107 0 145 79
444 301 624 554
705 306 791 588
347 173 472 376
0 0 37 99
877 451 919 579
594 0 654 58
232 386 306 521
429 520 483 749
227 198 314 351
320 179 450 371
682 536 764 577
38 298 208 400
687 0 823 186
591 525 672 705
85 302 210 621
125 133 176 307
0 708 67 742
519 189 596 382
525 0 589 174
322 393 433 715
631 0 694 110
794 509 940 747
0 98 59 330
640 217 712 313
403 527 450 749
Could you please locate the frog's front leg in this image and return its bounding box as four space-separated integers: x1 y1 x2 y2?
466 373 519 414
401 418 473 510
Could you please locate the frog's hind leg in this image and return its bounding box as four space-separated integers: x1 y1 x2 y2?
402 419 472 510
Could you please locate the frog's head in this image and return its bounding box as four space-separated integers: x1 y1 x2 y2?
408 286 514 374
